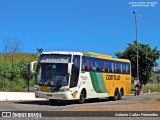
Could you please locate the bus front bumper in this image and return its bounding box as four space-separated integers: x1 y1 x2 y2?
35 91 74 100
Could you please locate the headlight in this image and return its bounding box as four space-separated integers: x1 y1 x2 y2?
59 88 69 92
34 87 40 91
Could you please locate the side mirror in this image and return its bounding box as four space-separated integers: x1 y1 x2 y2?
68 63 72 74
29 61 38 73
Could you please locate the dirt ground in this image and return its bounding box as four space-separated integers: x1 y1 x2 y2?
56 98 160 111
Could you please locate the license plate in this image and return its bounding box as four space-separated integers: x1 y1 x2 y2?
39 86 49 91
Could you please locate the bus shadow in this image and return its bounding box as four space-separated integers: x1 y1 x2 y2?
15 98 112 106
15 100 50 106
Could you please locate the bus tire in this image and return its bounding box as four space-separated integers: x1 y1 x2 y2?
109 89 119 101
118 90 122 100
49 99 57 105
78 90 86 104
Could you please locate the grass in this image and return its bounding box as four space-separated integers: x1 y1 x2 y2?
0 78 35 92
0 53 38 63
131 83 160 94
142 85 160 93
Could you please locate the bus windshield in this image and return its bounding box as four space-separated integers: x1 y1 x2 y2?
35 63 69 87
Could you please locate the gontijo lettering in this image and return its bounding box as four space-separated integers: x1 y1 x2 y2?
106 75 120 80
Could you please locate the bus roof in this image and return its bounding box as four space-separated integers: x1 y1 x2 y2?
41 51 83 55
83 52 130 63
41 51 130 63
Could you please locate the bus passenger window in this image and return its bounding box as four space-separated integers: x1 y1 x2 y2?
82 62 85 71
122 64 126 74
117 63 120 73
95 60 100 72
106 61 112 73
82 57 87 71
99 60 105 72
102 61 107 72
86 60 91 71
91 59 97 71
114 63 117 73
126 64 130 74
82 57 91 71
120 64 123 74
111 63 114 73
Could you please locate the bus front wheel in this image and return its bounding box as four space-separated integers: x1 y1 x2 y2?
78 90 86 104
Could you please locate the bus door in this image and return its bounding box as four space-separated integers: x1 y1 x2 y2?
70 55 80 88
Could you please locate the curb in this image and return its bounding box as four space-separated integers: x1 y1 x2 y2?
0 92 45 101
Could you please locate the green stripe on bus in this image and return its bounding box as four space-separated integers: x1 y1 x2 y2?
90 72 102 93
96 73 107 93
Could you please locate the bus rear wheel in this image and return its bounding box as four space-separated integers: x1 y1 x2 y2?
109 89 119 101
78 90 86 104
118 91 122 100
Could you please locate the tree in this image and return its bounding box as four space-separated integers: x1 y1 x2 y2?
18 60 34 92
115 40 160 87
3 37 10 63
9 38 22 64
2 37 22 64
36 48 43 56
18 60 34 81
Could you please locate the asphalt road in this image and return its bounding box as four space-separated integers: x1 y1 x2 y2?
0 93 159 111
0 93 160 119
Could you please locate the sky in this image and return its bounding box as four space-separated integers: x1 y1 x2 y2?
0 0 159 66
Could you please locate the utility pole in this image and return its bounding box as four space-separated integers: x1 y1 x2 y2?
133 11 140 84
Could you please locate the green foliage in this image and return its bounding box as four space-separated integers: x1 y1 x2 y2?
18 60 34 80
0 64 11 79
0 78 10 91
10 64 21 81
0 53 38 91
29 78 35 87
9 79 26 92
115 40 160 85
0 63 21 81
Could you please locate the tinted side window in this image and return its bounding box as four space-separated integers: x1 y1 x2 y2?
126 63 130 74
82 56 130 74
82 56 91 71
96 59 101 72
106 60 112 73
91 58 97 71
117 62 121 73
101 60 106 72
122 63 126 74
120 63 123 74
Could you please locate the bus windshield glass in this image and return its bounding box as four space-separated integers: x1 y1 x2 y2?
35 63 69 87
35 54 71 87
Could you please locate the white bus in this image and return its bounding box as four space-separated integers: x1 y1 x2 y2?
30 51 131 104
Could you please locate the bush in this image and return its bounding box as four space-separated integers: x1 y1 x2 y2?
0 64 11 79
9 79 26 92
0 78 10 91
0 60 35 92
